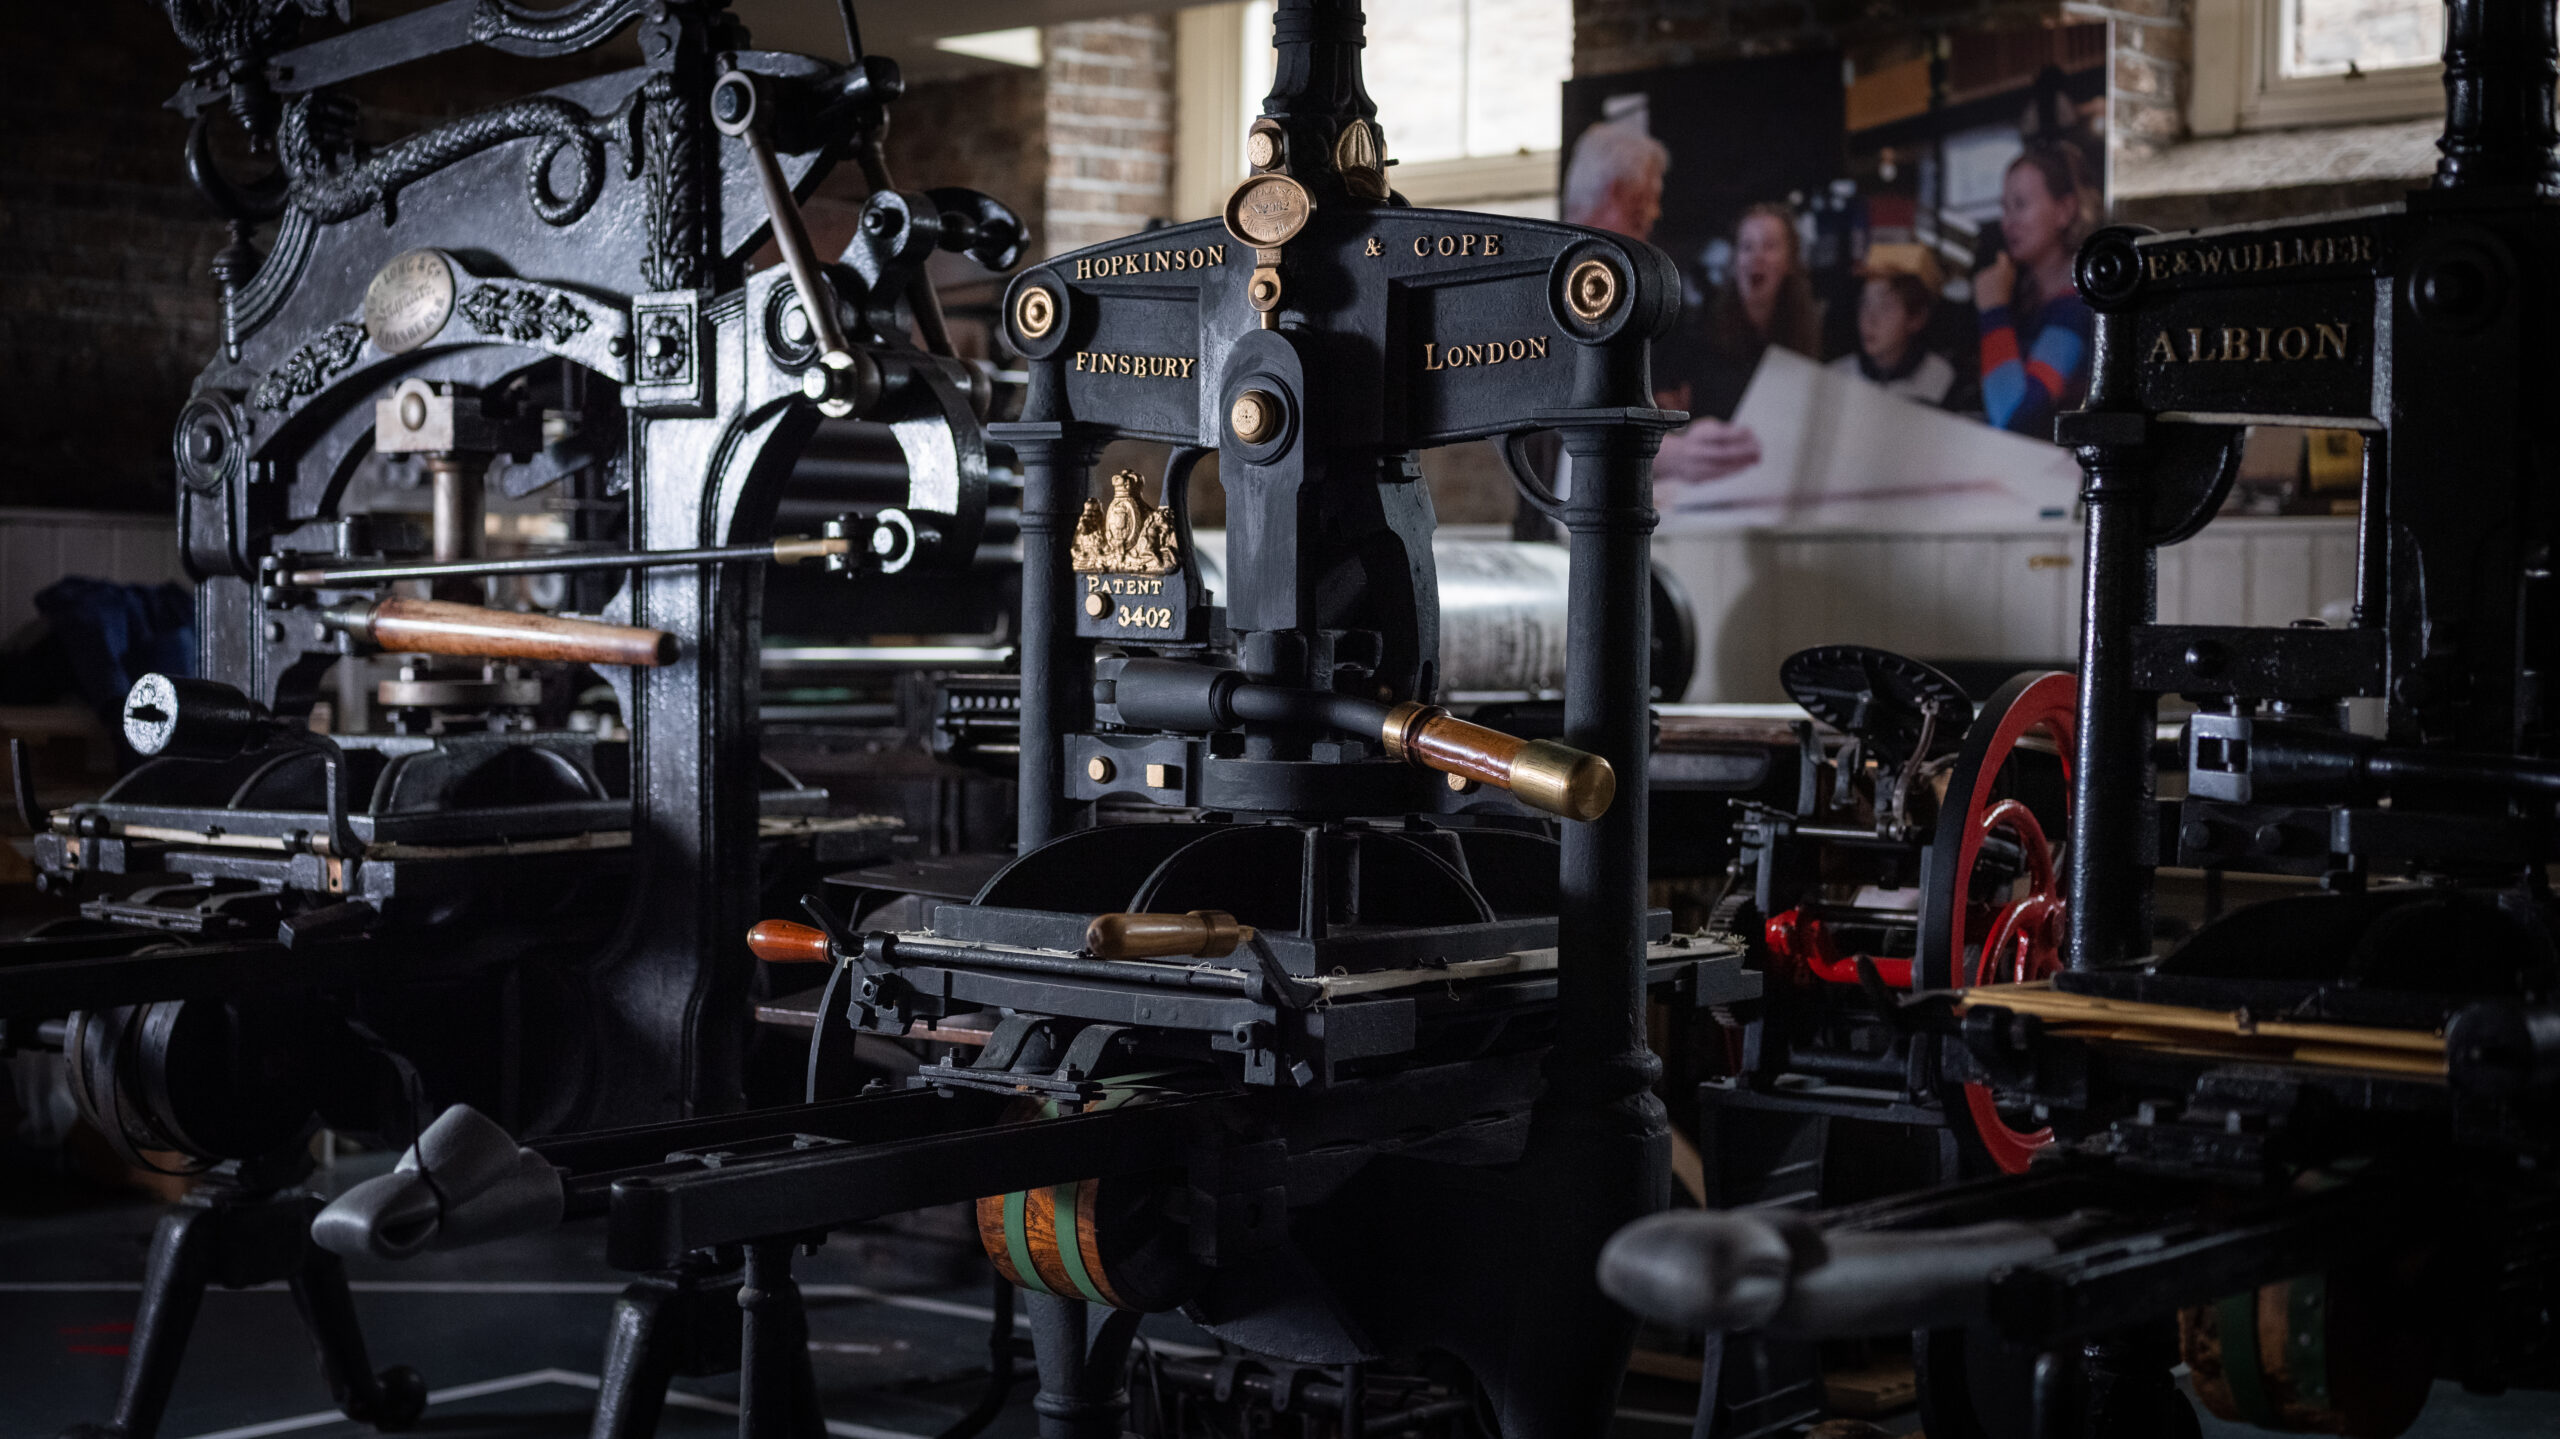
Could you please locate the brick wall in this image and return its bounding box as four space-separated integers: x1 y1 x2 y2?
1042 17 1177 257
2065 0 2189 154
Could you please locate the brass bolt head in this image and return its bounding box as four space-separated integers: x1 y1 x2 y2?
1229 389 1279 444
1247 129 1278 169
1567 258 1622 323
399 391 428 429
1085 592 1108 617
1087 755 1116 783
1014 285 1056 340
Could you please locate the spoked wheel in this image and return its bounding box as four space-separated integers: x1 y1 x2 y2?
1916 670 2077 1175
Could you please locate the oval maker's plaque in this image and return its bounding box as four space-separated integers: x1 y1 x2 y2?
1224 174 1313 249
364 249 456 355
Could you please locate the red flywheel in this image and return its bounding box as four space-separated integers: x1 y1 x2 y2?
1915 670 2076 1174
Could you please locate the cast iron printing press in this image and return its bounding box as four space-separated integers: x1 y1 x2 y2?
0 1 1026 1434
291 1 1751 1435
1605 3 2560 1437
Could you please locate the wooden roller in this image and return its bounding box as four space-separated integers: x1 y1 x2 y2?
326 597 678 668
1380 702 1616 822
1084 910 1251 960
745 919 832 963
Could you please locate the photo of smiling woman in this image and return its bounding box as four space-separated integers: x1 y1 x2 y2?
1974 143 2098 436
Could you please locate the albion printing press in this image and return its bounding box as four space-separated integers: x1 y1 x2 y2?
1605 3 2560 1437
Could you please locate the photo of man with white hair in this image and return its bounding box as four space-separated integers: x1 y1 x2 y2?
1561 119 1764 488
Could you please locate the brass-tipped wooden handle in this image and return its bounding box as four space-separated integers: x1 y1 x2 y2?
1085 910 1253 960
1380 702 1616 822
746 919 833 963
331 597 678 668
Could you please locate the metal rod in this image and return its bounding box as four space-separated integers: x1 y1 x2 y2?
288 537 843 588
878 934 1259 994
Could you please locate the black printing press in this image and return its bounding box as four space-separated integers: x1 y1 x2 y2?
15 1 1758 1437
1604 4 2560 1437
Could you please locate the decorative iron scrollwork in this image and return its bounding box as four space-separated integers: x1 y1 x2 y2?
250 321 367 411
279 91 615 227
459 285 595 346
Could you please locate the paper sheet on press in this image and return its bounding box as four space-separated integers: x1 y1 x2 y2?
1655 347 2082 531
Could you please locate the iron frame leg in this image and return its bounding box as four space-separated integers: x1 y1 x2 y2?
738 1239 823 1439
1025 1292 1140 1439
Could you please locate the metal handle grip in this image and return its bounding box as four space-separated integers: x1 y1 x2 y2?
1381 703 1616 822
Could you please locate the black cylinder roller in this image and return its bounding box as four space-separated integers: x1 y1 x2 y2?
121 673 286 760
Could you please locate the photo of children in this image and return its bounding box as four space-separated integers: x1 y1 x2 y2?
1560 26 2107 530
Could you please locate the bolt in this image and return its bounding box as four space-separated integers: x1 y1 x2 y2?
187 422 224 463
1230 389 1279 444
865 207 897 234
1088 755 1116 783
870 526 898 556
1085 592 1108 617
712 79 749 126
399 390 428 429
782 304 812 345
643 332 671 360
263 619 285 642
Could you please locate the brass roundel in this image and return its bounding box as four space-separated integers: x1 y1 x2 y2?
1229 389 1280 445
1223 173 1314 249
1088 755 1116 783
1567 258 1622 323
1014 285 1057 341
1085 592 1109 617
1246 129 1279 170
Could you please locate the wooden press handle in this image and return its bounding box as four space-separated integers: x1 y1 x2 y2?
335 597 678 668
746 920 833 963
1379 703 1616 822
1085 910 1253 960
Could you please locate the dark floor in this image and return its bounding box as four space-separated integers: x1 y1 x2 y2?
3 1151 2553 1439
0 1153 1718 1439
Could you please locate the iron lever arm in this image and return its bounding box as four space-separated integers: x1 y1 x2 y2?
712 68 879 418
1108 658 1616 821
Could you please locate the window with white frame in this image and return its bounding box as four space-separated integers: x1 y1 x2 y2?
1204 0 1570 215
2191 0 2448 135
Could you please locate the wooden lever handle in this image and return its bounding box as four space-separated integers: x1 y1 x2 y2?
1380 703 1616 822
746 919 833 963
1085 910 1252 960
331 597 678 668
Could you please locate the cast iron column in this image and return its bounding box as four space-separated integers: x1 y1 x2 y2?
1507 418 1671 1434
1006 426 1096 850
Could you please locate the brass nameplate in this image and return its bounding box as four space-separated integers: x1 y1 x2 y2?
1074 351 1199 379
1409 232 1505 259
2141 231 2375 282
2144 322 2353 365
1074 244 1229 279
1422 335 1551 371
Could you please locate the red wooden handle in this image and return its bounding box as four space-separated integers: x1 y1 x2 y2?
746 919 832 963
